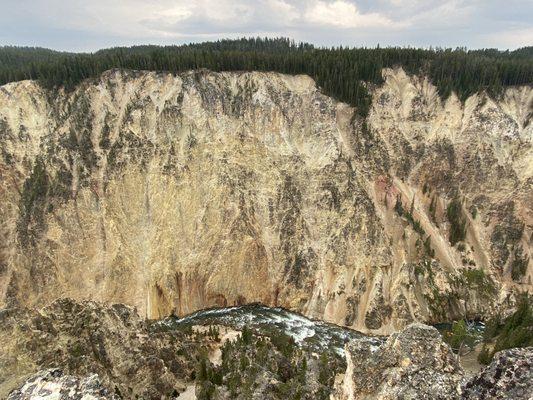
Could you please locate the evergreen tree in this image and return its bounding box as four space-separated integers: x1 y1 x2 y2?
1 39 531 117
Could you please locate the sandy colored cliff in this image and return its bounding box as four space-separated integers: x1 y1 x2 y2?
0 68 531 333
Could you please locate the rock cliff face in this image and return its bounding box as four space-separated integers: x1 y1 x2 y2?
0 299 203 398
332 325 533 400
332 324 464 399
0 68 531 333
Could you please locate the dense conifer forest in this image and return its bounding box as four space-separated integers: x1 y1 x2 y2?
1 38 532 116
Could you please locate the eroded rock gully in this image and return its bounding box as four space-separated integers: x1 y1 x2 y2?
0 68 531 334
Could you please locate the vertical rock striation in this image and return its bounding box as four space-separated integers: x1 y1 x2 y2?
0 68 531 332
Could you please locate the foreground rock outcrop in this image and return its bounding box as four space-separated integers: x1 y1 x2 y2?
7 369 116 400
3 300 531 400
461 347 533 399
0 299 204 399
333 324 533 400
333 323 464 399
1 298 352 399
0 68 531 333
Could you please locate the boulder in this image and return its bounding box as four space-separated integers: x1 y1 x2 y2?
462 347 533 399
7 369 116 399
333 323 464 399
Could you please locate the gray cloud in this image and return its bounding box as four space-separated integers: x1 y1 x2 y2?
0 0 531 51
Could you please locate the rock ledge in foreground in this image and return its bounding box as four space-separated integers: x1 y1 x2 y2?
7 369 116 400
333 323 464 400
461 347 533 400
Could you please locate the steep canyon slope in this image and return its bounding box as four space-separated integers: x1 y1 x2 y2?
0 68 531 333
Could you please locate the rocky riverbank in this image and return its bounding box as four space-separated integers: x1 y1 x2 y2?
1 299 531 399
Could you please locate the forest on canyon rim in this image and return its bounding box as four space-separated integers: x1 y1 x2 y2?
0 36 532 400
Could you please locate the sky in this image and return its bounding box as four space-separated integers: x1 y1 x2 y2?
1 0 532 52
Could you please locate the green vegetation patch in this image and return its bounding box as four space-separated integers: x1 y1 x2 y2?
510 246 529 282
446 197 467 246
17 158 50 246
394 195 425 236
1 39 532 117
441 320 483 352
478 295 533 364
461 268 497 297
196 326 342 400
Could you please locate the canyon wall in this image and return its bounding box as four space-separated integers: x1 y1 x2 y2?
0 68 531 333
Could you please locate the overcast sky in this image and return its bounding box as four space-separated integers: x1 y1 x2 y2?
1 0 532 52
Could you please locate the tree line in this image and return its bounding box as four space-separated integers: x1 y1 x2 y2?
1 37 532 116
